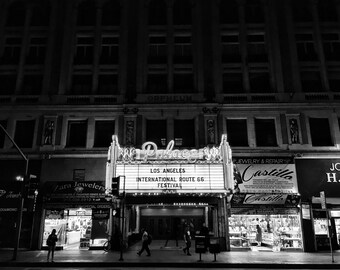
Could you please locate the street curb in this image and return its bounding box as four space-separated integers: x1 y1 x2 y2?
0 262 339 269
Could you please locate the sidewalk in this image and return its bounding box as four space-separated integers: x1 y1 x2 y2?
1 240 340 268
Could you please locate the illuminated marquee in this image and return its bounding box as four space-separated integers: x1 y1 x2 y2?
116 163 225 193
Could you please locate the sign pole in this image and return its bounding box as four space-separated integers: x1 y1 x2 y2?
320 191 334 263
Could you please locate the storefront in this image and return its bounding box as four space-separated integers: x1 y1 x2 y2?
41 181 111 250
107 135 233 249
295 158 340 252
229 157 303 252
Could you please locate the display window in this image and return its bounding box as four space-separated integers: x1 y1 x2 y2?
42 208 107 250
229 214 303 251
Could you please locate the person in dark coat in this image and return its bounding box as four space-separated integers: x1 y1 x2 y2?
182 226 192 256
47 229 58 262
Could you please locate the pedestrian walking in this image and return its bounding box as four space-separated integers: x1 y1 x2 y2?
46 229 58 262
182 226 192 256
137 228 151 256
256 224 262 247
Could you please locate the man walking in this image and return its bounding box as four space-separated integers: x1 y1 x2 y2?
137 228 151 256
182 226 192 256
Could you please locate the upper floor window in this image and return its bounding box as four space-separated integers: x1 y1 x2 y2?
26 37 47 65
0 74 16 95
0 120 7 148
300 71 322 92
245 0 264 23
146 119 167 147
296 33 318 61
292 0 312 23
77 0 96 26
318 0 338 22
219 0 238 24
98 74 118 94
255 118 277 147
174 119 195 147
94 120 115 147
148 36 167 64
173 0 192 26
322 33 340 61
74 36 94 65
100 36 119 64
71 74 92 95
31 2 50 26
22 74 43 95
309 118 333 146
247 34 267 62
102 0 120 26
328 69 340 92
173 72 194 93
149 0 167 26
222 71 244 94
249 71 271 93
221 34 240 63
6 1 26 27
174 35 192 64
147 72 167 93
1 37 22 64
66 120 87 147
226 119 248 147
14 120 35 148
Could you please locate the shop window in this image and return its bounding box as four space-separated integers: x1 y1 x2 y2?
148 36 167 64
174 35 192 64
146 73 167 93
100 36 119 64
245 0 264 23
173 0 192 26
219 0 238 24
249 71 271 93
222 71 244 94
14 120 35 148
94 120 115 147
66 120 87 147
318 0 338 22
0 120 7 148
322 33 340 61
174 119 195 147
247 34 267 62
255 118 277 147
292 0 312 22
309 118 333 146
77 0 96 26
226 119 248 147
0 74 16 95
26 37 47 65
71 74 92 95
300 71 323 92
22 74 43 95
1 37 22 64
146 119 167 147
6 1 26 27
74 37 94 65
102 0 120 26
149 0 167 26
98 74 118 94
296 34 318 61
173 73 194 93
221 34 240 63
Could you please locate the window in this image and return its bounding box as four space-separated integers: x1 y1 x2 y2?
255 118 277 147
148 0 167 26
174 35 192 64
296 34 318 61
22 74 43 95
77 0 96 26
322 33 340 61
318 0 337 22
66 120 87 147
222 72 243 94
14 120 35 148
300 71 322 92
31 3 50 26
245 0 264 23
173 73 194 93
147 73 167 93
0 74 16 95
173 0 192 26
247 34 267 62
309 118 333 146
6 1 26 26
74 37 94 65
100 36 119 64
26 37 47 64
148 36 167 64
146 119 167 147
174 119 195 147
71 74 92 94
226 119 248 147
328 69 340 92
219 0 238 24
0 120 7 148
221 34 240 62
249 71 271 93
98 74 118 94
102 0 120 26
1 37 22 64
94 120 115 147
292 0 312 22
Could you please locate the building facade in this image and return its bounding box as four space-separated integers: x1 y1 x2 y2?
1 0 340 252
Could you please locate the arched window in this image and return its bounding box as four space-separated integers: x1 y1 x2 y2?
148 0 167 26
31 1 50 26
173 0 192 26
102 0 121 26
77 0 96 26
6 1 26 27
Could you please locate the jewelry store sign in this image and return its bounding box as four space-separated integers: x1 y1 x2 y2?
116 164 225 193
